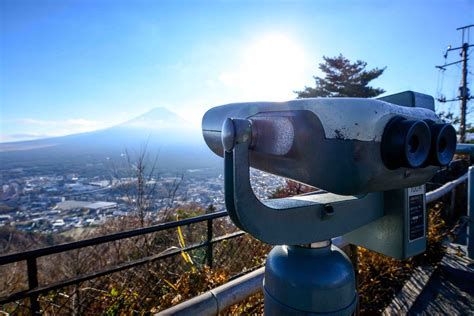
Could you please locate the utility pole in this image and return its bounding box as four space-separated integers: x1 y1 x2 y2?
460 42 469 142
436 24 474 142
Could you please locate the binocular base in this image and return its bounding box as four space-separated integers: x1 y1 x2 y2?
264 244 357 315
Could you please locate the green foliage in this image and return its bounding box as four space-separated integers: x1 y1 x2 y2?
155 266 229 311
437 110 461 126
437 110 472 136
295 54 385 98
103 287 139 316
175 208 205 220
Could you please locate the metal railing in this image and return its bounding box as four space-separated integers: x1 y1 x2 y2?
0 211 251 315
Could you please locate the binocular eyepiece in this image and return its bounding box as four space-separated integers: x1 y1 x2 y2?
381 117 456 169
427 122 457 166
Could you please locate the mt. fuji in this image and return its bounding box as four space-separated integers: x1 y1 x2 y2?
0 108 219 171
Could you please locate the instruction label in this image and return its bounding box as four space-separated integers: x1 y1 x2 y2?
408 185 425 241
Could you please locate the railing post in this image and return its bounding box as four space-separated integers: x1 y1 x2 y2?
206 219 213 268
27 257 40 315
449 189 456 219
468 166 474 259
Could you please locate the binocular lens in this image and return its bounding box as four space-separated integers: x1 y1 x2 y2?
428 123 456 166
381 117 431 169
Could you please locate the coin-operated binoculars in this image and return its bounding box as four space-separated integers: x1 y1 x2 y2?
201 91 456 315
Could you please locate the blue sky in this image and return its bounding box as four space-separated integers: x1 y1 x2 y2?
1 0 473 142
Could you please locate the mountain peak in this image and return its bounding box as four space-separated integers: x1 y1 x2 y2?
141 107 176 117
120 107 190 129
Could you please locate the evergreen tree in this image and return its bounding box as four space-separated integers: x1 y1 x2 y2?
295 54 386 98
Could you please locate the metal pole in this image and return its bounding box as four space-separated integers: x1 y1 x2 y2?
206 219 213 268
27 257 40 315
157 267 265 315
459 43 468 143
468 166 473 259
450 189 456 220
350 244 360 316
264 242 357 315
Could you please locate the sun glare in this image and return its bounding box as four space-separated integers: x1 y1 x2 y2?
219 33 308 101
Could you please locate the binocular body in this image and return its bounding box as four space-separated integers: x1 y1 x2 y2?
202 97 455 195
201 93 457 316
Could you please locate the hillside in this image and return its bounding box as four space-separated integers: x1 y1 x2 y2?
0 108 219 171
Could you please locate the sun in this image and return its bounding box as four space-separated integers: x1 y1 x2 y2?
219 33 309 101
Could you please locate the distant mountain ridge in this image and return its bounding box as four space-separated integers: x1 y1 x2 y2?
0 108 219 171
121 107 191 129
1 107 197 149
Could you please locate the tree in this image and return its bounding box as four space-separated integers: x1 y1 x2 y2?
437 110 473 142
437 111 461 126
271 55 387 199
110 143 182 228
295 54 386 98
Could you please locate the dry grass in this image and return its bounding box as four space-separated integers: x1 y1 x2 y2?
358 202 448 314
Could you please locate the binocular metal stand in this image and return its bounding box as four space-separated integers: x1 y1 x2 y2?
222 118 365 315
264 241 357 315
222 117 427 315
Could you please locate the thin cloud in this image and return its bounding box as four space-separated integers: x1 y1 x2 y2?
0 133 55 143
16 118 103 128
0 118 114 143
